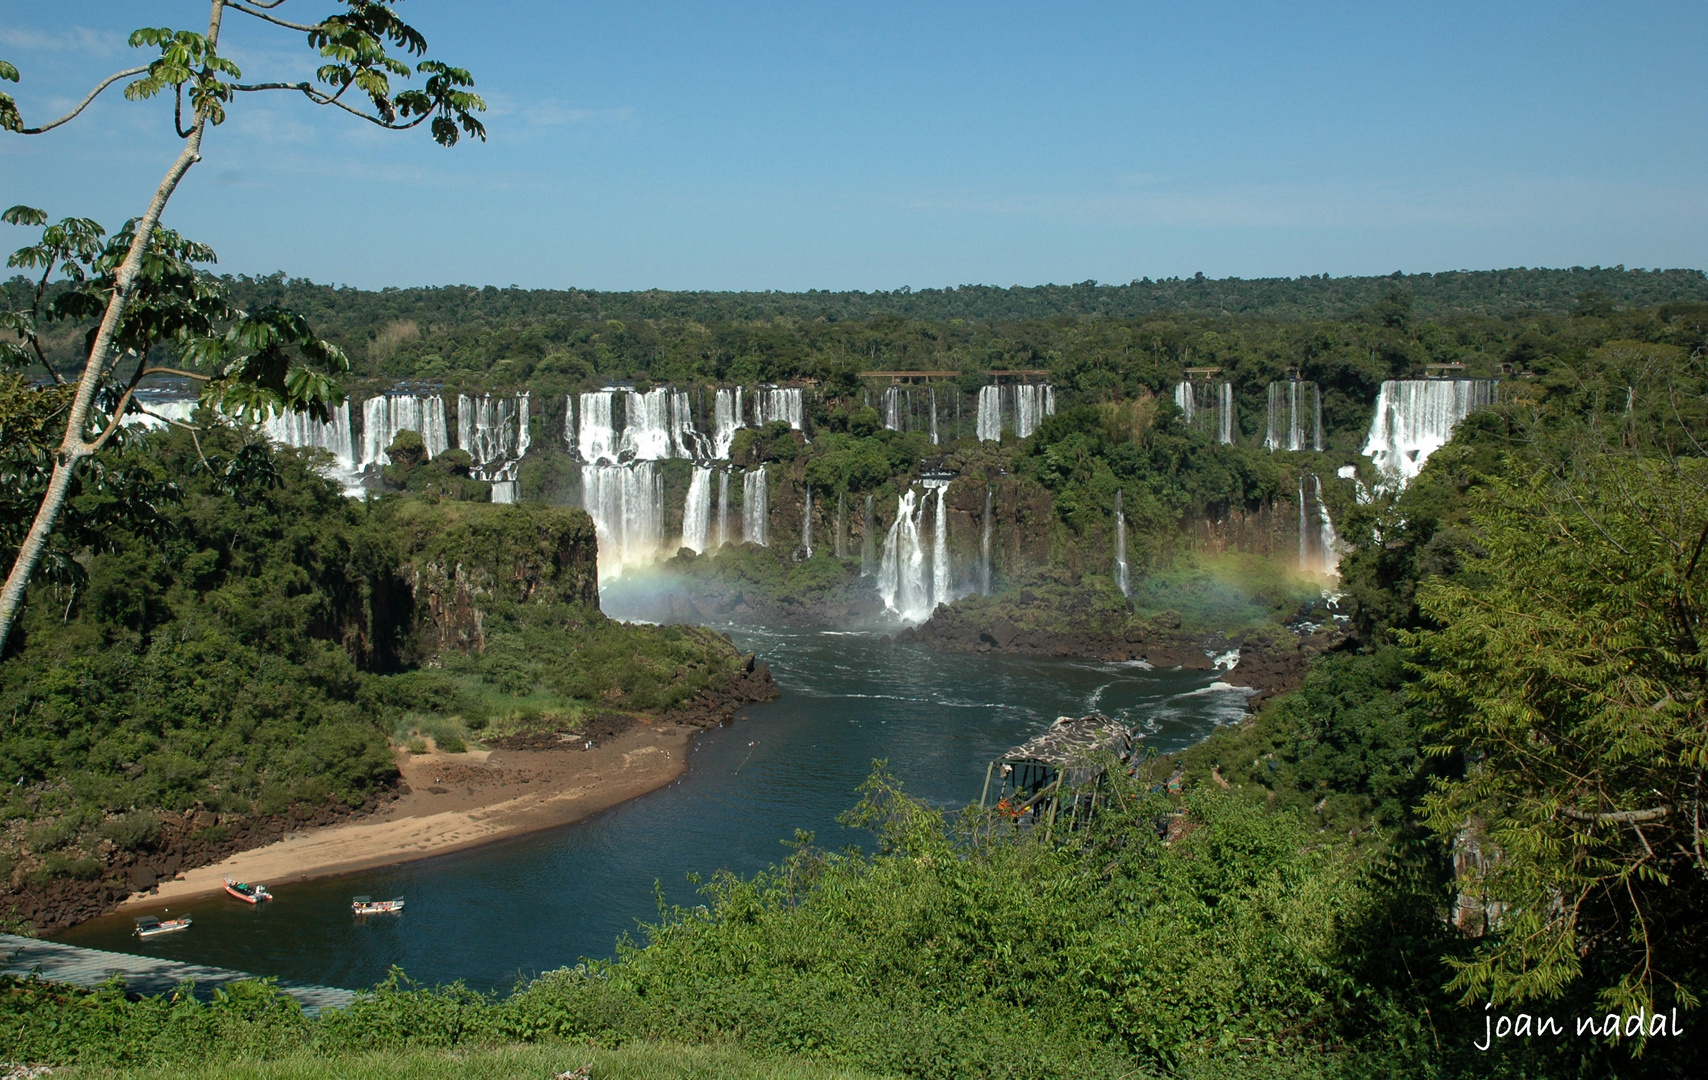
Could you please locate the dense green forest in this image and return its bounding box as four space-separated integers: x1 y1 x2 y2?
3 256 1707 1077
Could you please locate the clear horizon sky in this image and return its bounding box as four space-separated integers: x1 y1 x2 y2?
1 1 1704 291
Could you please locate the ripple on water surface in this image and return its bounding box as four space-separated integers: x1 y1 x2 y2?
60 626 1243 992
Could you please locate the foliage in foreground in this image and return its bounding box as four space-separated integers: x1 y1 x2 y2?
3 774 1439 1079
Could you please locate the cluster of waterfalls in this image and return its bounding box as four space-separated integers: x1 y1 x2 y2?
1264 381 1324 452
868 382 1055 444
1173 380 1236 445
568 386 803 577
133 373 1501 605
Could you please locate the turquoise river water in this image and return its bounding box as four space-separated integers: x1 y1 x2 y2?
59 620 1250 992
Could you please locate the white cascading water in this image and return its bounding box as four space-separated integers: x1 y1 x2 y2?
361 394 449 466
1173 381 1196 424
881 386 907 432
1114 489 1130 596
457 393 528 465
835 491 848 559
577 391 619 463
1362 379 1499 490
980 485 993 594
1313 474 1341 578
928 387 939 445
930 482 951 609
712 387 743 458
263 401 356 471
618 388 673 462
877 480 954 624
1014 384 1053 438
583 461 663 578
801 485 813 558
716 470 731 548
878 489 930 622
1264 382 1321 452
754 386 803 429
1174 381 1235 444
670 389 710 460
681 467 713 554
975 385 1003 442
743 467 769 545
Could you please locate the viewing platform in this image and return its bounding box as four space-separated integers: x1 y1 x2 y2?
858 369 1050 383
0 933 356 1017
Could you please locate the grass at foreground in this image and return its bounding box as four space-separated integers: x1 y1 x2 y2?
61 1041 884 1080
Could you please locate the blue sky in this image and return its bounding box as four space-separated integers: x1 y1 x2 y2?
1 1 1703 289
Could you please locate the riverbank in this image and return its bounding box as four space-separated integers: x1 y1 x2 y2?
124 720 697 908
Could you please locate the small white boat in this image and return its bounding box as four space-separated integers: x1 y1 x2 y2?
134 914 192 938
352 895 404 915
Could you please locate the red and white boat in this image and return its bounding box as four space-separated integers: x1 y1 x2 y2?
223 877 273 904
352 895 404 915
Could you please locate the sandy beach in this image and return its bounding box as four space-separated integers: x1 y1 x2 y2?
123 720 697 907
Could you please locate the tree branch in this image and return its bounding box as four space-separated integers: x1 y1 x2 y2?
1559 805 1671 825
223 1 321 33
19 66 149 134
228 81 429 129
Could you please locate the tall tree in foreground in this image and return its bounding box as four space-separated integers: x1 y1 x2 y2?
1410 449 1708 1026
0 0 485 653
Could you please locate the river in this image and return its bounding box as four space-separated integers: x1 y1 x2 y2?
58 622 1251 992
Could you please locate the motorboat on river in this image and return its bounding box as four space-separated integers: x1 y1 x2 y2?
352 896 405 915
223 878 273 904
134 914 192 938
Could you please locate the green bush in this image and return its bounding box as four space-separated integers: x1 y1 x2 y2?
98 811 161 851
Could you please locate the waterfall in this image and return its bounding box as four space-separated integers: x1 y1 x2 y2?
1362 379 1499 490
754 386 803 429
1176 381 1235 444
835 491 847 559
877 489 931 622
681 467 714 554
1173 381 1195 424
263 401 355 470
743 467 769 545
801 485 813 558
669 389 709 460
717 470 731 548
928 387 940 445
457 393 527 465
1114 489 1130 597
1264 381 1320 452
581 462 663 579
563 395 576 455
1313 475 1341 578
860 494 875 576
712 387 743 459
881 386 907 432
361 394 448 466
578 390 618 463
980 485 993 595
930 482 951 609
516 392 531 458
877 481 953 624
975 385 1003 442
1297 477 1309 574
1014 384 1051 438
618 388 673 461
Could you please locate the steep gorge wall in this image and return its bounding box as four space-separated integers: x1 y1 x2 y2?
385 502 601 655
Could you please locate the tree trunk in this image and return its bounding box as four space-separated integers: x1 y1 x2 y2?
0 2 224 654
